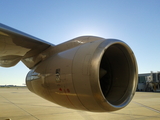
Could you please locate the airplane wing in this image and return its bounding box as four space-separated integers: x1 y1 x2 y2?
0 23 54 68
0 23 138 112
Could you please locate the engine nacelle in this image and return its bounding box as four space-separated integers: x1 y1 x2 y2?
26 38 138 112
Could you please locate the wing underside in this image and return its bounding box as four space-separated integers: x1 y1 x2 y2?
0 23 53 68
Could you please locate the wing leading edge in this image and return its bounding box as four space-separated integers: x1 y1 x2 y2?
0 23 54 68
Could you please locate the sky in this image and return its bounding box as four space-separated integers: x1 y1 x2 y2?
0 0 160 85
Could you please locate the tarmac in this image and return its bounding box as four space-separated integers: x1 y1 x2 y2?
0 87 160 120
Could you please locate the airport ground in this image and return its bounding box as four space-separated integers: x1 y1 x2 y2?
0 87 160 120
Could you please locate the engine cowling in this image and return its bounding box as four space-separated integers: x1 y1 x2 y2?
26 38 138 112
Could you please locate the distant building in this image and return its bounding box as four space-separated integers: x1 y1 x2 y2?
137 71 160 91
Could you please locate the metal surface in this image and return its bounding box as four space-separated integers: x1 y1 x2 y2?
0 23 53 68
26 38 138 112
0 23 138 112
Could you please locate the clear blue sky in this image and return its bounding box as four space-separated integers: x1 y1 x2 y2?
0 0 160 85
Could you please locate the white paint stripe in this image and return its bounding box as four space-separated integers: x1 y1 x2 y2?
133 101 160 113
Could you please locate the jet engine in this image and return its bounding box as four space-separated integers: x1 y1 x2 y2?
26 37 138 112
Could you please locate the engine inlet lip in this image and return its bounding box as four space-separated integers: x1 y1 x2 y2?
90 39 138 111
